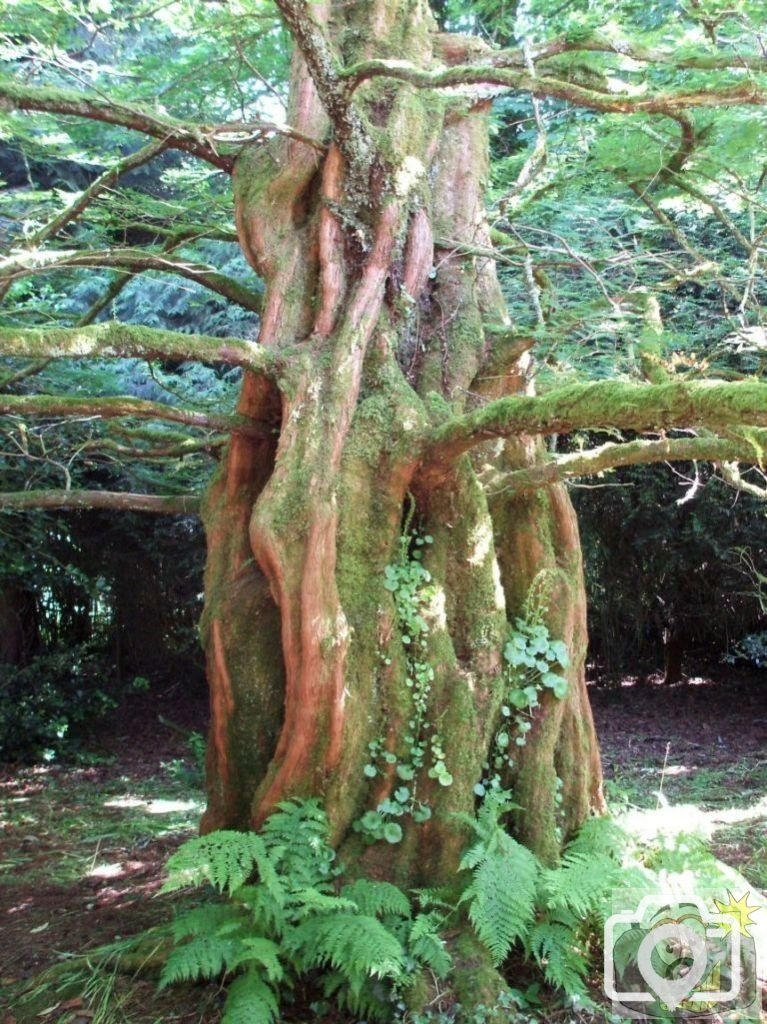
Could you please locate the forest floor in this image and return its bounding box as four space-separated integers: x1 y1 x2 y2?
0 669 765 1024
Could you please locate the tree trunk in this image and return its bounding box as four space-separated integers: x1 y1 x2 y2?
199 0 605 975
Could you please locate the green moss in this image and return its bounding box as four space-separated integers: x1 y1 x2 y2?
450 931 510 1016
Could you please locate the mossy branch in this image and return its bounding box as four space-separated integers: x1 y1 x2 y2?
485 33 767 73
0 249 263 313
0 393 270 438
427 380 767 463
0 489 200 514
0 322 273 373
0 77 232 171
24 140 170 250
493 433 767 494
342 60 765 116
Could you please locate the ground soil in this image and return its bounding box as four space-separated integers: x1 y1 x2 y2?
0 669 765 1023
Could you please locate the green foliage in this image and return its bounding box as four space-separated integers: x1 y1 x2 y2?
0 640 116 761
458 796 626 997
723 630 767 669
356 503 447 842
477 576 571 799
459 794 540 965
161 800 450 1022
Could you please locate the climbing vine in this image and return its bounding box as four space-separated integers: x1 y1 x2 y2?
477 572 571 799
355 498 450 844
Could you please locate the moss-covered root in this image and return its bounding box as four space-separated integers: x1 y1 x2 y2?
449 931 511 1021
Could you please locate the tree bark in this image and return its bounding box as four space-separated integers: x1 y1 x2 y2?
143 4 610 1009
200 0 605 898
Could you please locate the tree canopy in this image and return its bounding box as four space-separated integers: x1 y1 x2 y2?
1 0 767 510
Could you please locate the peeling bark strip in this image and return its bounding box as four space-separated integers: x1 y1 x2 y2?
210 619 236 788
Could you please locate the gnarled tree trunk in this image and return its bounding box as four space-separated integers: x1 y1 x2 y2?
200 0 604 920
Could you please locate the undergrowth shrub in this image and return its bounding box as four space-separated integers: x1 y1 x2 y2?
0 640 116 761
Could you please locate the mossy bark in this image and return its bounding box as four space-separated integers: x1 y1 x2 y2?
199 0 605 1009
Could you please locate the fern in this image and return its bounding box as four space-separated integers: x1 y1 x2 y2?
161 800 422 1023
526 914 589 997
223 969 279 1024
288 911 406 1000
162 830 275 896
407 911 452 978
341 878 412 919
539 846 619 919
171 903 247 941
229 937 284 982
461 841 539 965
160 935 246 986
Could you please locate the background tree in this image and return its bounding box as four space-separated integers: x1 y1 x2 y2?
2 0 767 996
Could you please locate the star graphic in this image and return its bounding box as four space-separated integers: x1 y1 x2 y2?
713 890 761 938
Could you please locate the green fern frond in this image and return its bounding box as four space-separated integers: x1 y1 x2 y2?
408 911 452 977
162 830 274 896
223 969 279 1024
342 879 412 919
320 968 390 1018
463 841 539 965
260 799 335 889
171 903 247 941
289 912 406 982
566 815 627 859
526 918 588 997
159 935 245 987
230 936 284 983
540 849 619 919
287 887 358 915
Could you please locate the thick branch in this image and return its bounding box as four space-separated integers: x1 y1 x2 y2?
0 322 273 374
0 393 269 437
0 249 263 313
343 60 766 115
428 380 767 462
494 433 767 493
0 489 200 514
0 77 232 171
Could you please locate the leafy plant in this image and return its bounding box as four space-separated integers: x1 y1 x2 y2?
0 640 116 761
161 799 450 1022
458 794 626 997
356 501 447 842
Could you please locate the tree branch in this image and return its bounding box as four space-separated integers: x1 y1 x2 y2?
28 140 169 249
0 393 270 438
0 322 274 374
0 249 263 313
0 489 200 514
491 433 767 493
0 77 233 171
342 60 766 116
427 380 767 463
